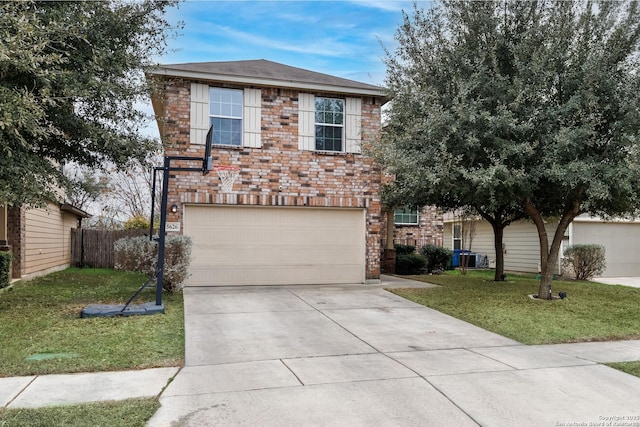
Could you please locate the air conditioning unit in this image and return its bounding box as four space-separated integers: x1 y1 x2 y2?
459 253 477 268
460 253 489 268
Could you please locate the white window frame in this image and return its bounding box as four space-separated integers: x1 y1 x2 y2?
394 207 419 225
191 84 261 148
299 94 360 153
453 223 462 250
209 87 243 147
314 97 345 152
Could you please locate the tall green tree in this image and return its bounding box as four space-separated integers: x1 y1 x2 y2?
377 1 534 282
378 1 640 297
0 0 179 207
519 1 640 298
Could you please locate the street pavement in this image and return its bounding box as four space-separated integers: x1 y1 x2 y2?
1 275 639 427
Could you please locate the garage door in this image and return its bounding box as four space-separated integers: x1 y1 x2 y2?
573 221 640 277
183 205 366 286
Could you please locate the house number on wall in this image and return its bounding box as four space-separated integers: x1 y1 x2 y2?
166 222 181 232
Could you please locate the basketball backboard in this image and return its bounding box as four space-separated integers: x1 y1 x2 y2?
203 125 213 175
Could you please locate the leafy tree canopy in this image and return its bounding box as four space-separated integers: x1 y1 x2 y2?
0 0 179 207
377 0 640 293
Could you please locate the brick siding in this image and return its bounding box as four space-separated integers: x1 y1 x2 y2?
390 206 444 249
7 206 25 278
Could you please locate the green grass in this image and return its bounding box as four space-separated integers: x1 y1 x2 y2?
607 361 640 377
0 268 184 377
0 398 159 427
390 269 640 345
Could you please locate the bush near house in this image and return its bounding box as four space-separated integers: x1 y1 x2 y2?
394 244 416 255
419 245 453 273
0 251 12 288
123 215 151 230
562 244 606 280
395 253 427 275
114 235 192 292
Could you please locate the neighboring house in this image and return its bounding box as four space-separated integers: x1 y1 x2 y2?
148 59 387 286
442 214 640 277
0 202 89 281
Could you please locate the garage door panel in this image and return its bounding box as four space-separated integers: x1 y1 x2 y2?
197 245 361 266
197 242 362 262
183 206 365 286
188 265 362 286
573 222 640 277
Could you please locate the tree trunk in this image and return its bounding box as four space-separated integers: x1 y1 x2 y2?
524 198 581 300
524 199 553 299
491 223 505 281
475 207 527 282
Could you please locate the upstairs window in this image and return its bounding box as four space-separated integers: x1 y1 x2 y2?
394 207 419 225
210 87 243 146
315 97 344 152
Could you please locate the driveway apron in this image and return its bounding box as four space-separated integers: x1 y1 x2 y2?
149 278 640 426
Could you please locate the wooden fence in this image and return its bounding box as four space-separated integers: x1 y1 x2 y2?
71 229 154 268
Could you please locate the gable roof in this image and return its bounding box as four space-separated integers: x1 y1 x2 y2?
149 59 385 98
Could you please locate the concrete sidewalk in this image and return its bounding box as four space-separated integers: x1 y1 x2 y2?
2 275 639 427
0 367 178 409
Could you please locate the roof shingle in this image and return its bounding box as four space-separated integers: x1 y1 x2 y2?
152 59 384 95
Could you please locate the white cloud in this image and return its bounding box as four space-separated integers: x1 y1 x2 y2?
199 23 357 57
345 0 416 12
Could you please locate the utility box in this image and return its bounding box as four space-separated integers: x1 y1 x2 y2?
459 252 477 268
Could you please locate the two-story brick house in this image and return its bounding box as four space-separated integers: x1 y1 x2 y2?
148 60 387 286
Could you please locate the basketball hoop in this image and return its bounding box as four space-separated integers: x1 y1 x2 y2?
214 165 240 193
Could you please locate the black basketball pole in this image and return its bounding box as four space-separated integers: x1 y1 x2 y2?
155 126 214 307
81 126 213 317
149 167 158 242
156 156 171 306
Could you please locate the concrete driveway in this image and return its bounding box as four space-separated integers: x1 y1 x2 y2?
595 277 640 288
149 276 640 426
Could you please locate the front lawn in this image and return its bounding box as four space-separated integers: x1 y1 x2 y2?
0 268 184 377
390 269 640 345
0 398 159 427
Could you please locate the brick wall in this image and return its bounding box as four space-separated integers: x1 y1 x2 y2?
384 206 444 249
7 206 25 278
160 80 383 280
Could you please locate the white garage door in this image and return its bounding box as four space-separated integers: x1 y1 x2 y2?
183 205 366 286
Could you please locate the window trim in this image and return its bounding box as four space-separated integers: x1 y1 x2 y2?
314 97 345 152
209 87 243 147
453 223 462 250
394 207 419 225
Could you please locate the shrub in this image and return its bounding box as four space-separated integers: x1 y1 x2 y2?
123 215 151 230
395 253 427 275
394 244 416 255
562 244 606 280
0 251 12 289
114 235 192 292
419 244 453 273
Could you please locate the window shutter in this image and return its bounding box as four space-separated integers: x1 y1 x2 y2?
190 83 209 145
345 97 362 153
298 93 315 151
243 88 262 148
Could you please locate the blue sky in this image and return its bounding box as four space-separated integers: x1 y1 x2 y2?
161 0 430 87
